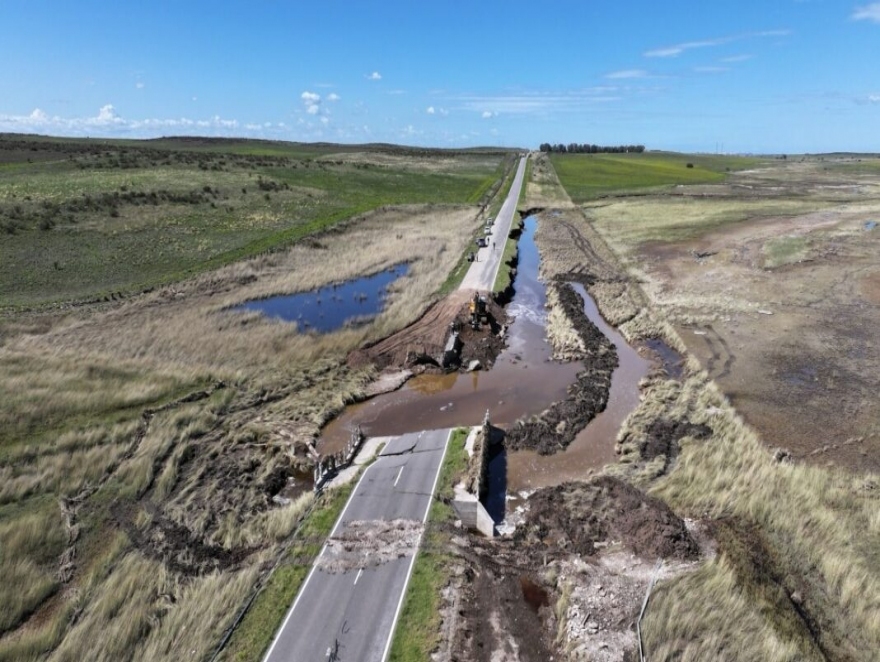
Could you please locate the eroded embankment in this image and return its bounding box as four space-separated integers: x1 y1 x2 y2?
504 279 617 455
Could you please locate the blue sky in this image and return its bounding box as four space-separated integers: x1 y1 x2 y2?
1 0 879 153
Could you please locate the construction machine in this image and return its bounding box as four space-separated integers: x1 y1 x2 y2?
469 292 488 329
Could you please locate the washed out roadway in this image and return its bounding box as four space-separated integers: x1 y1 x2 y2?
263 429 451 662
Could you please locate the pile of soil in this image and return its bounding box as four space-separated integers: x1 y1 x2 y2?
641 418 713 464
515 476 699 561
505 281 617 454
348 289 509 374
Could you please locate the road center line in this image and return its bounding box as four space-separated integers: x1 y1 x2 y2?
393 466 404 487
354 568 363 585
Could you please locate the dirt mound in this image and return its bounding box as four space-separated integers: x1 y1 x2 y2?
349 289 508 373
505 281 617 454
515 476 698 561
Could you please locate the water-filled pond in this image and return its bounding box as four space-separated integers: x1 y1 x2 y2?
234 264 408 333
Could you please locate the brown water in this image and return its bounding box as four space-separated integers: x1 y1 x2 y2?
320 217 582 452
319 217 653 499
504 283 652 493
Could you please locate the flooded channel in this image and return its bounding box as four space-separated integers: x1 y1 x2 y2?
320 217 582 451
504 283 652 493
319 216 654 499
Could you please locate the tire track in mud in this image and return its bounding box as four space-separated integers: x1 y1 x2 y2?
698 325 735 380
557 219 615 280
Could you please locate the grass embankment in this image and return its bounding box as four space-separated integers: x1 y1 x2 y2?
492 233 520 295
0 137 505 308
388 428 470 662
550 151 766 203
219 483 354 662
539 155 880 660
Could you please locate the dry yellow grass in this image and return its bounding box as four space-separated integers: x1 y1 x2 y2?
521 151 575 210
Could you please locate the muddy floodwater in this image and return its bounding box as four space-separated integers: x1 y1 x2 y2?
320 216 654 497
235 264 408 332
504 283 652 493
320 217 582 451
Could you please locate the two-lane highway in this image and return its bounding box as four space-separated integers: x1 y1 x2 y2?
263 429 451 662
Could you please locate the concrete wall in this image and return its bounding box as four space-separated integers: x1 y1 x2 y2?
451 497 495 538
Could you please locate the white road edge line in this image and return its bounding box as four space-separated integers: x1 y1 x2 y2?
354 568 363 585
380 428 453 662
261 459 377 662
393 466 404 487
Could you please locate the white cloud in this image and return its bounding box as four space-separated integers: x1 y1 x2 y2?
96 104 122 124
326 93 341 102
0 105 248 137
868 94 880 103
645 30 790 58
694 66 730 73
454 91 622 115
853 3 880 22
606 69 648 79
645 39 725 58
481 110 496 119
426 106 435 114
721 54 753 63
367 71 382 80
135 81 145 89
320 116 330 125
301 90 321 115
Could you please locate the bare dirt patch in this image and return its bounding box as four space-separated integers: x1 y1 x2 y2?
586 165 880 473
515 476 699 561
348 288 509 375
317 519 422 573
440 475 705 662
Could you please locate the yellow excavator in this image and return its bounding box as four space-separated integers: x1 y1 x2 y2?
469 292 488 329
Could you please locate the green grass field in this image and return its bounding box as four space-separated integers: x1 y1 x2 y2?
0 136 508 307
550 152 767 202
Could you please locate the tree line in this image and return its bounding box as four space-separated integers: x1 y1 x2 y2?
538 143 646 154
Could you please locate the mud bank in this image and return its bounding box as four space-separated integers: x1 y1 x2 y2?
504 280 617 455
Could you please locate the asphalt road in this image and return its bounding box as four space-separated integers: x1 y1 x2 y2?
263 429 452 662
459 155 528 292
